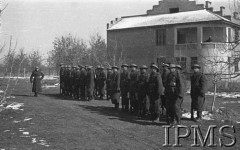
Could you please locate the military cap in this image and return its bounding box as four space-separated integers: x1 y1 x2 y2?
87 66 93 69
130 64 138 68
78 65 83 68
176 65 182 70
112 66 119 70
150 64 159 70
162 63 169 67
121 64 129 68
35 66 39 69
96 65 101 69
191 64 201 69
169 64 176 69
140 65 148 69
59 63 64 66
107 67 112 70
99 66 104 70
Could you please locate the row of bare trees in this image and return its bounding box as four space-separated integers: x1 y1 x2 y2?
1 47 43 77
47 33 114 75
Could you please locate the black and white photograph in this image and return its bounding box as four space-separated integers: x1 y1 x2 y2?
0 0 240 149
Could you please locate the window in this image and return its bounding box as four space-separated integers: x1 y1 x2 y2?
191 57 198 67
177 28 197 44
234 58 239 72
169 8 179 13
176 57 187 71
156 29 166 46
235 29 240 43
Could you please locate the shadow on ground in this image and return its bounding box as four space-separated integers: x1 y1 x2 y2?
41 93 83 101
77 104 169 126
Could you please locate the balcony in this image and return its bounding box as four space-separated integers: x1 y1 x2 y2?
174 42 231 57
201 42 229 50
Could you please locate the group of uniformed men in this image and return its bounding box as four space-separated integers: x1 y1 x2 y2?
59 63 207 125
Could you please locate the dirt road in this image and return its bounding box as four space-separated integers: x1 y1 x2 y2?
0 79 239 150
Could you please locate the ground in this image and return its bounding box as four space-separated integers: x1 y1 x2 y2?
0 78 240 150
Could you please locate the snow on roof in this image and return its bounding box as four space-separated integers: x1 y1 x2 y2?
108 10 234 30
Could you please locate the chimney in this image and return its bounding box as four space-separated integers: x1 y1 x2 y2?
223 15 232 21
205 1 212 9
234 12 239 20
115 18 118 22
220 6 225 15
107 23 109 29
207 7 213 12
110 20 114 24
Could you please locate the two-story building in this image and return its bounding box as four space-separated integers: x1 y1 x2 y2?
107 0 240 73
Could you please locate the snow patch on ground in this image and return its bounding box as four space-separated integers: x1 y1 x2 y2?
3 130 10 132
0 75 58 80
182 111 214 120
23 117 32 122
22 132 29 135
0 90 5 94
13 120 21 123
32 138 37 143
42 84 59 89
6 96 16 99
222 101 240 104
38 139 50 147
186 91 240 99
6 102 24 110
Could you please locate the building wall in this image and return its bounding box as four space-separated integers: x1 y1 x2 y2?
147 0 204 15
107 22 239 72
107 25 177 66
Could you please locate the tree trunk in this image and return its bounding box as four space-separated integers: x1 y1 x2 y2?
211 82 217 112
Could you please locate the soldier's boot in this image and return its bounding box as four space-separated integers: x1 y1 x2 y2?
190 108 195 120
115 103 119 110
34 92 38 97
196 111 202 122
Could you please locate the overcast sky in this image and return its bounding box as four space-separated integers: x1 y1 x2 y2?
0 0 234 59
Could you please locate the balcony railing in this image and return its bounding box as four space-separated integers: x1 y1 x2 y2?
175 42 229 50
201 42 229 50
175 43 198 51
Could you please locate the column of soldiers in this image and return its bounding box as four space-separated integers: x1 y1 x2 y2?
59 63 207 125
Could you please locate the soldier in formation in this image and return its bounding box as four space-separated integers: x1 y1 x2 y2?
106 67 113 100
58 63 207 125
120 64 130 111
110 66 121 109
137 65 149 117
165 64 184 125
129 64 139 113
148 64 163 122
190 64 207 122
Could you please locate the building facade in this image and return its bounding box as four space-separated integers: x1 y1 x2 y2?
107 0 240 73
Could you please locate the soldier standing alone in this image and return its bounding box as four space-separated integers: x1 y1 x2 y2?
190 64 208 122
30 66 44 97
